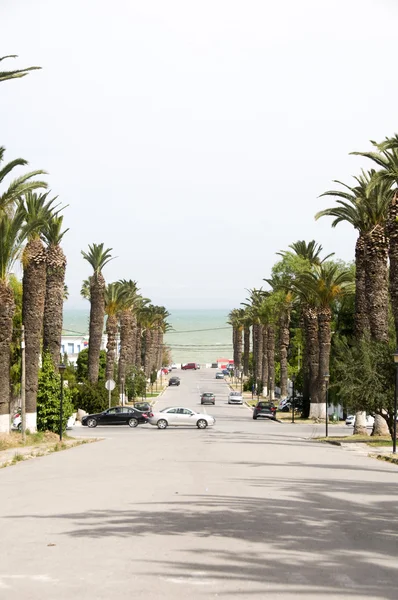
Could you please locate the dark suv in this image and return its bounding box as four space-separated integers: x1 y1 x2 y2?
169 377 180 386
253 401 277 420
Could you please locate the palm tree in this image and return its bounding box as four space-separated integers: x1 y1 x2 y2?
242 309 252 376
81 243 114 383
0 147 47 216
316 170 391 341
117 279 139 383
0 206 26 432
352 139 398 337
42 214 68 367
227 308 244 371
294 262 354 418
0 55 41 82
21 192 57 431
104 282 126 381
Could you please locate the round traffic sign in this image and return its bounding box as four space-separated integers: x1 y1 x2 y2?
105 379 116 391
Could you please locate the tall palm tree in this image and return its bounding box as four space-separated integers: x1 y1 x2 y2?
81 243 114 384
0 147 47 216
294 262 354 418
21 192 57 431
242 308 252 376
104 282 126 381
0 205 26 432
316 170 391 341
352 139 398 337
42 214 68 367
117 279 139 383
227 308 244 371
0 55 41 82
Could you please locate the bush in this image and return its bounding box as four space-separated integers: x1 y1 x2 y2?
74 380 119 414
76 348 107 382
37 353 74 433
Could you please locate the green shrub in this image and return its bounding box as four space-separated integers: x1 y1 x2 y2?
37 353 74 433
74 380 119 414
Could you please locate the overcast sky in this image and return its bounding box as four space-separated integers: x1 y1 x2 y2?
1 0 397 309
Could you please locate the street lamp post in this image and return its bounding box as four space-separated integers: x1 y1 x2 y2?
324 373 330 438
240 370 243 394
58 363 66 442
291 374 296 424
392 352 398 454
121 376 125 406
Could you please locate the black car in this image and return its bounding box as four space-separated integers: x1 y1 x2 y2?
169 377 181 386
253 401 277 420
201 392 215 405
81 406 148 428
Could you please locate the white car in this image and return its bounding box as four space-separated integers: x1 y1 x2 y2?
12 413 76 431
148 406 216 429
171 363 178 370
346 414 375 427
228 391 243 404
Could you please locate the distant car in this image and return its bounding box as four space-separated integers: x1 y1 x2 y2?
228 391 243 404
215 372 224 379
211 363 218 368
148 406 216 429
222 369 230 376
81 406 148 428
253 401 277 421
161 368 169 375
181 363 199 370
169 377 181 386
346 414 375 427
171 364 178 370
133 402 152 412
201 393 215 405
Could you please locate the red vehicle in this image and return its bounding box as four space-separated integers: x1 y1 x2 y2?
181 362 200 370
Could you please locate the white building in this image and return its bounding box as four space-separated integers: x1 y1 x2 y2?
60 333 111 365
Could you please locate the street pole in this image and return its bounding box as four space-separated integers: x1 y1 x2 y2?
291 375 296 424
324 373 330 438
121 377 125 406
394 360 398 454
59 363 66 442
21 324 26 443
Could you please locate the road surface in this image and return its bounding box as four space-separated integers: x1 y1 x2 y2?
1 368 397 599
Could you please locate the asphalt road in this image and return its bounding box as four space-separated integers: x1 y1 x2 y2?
1 368 398 599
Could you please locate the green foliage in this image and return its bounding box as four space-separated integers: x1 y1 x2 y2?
333 336 395 433
74 380 119 414
150 370 157 385
125 366 147 400
37 353 74 433
76 348 106 381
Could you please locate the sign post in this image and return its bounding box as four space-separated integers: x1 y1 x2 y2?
105 379 116 408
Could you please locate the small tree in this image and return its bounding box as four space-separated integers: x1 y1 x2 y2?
76 348 106 382
125 366 146 400
37 352 74 433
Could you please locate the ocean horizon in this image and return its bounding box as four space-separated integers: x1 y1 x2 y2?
63 308 233 365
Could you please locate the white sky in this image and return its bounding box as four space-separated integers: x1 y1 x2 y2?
1 0 397 309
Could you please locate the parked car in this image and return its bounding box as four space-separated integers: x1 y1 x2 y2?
228 391 243 404
222 369 230 376
253 401 277 421
81 406 148 428
215 372 224 379
12 412 76 430
346 414 375 427
211 363 218 368
201 392 215 405
171 364 178 370
133 402 152 412
169 377 181 386
181 363 200 370
147 406 215 429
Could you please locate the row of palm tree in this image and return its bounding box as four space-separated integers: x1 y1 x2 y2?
80 246 171 388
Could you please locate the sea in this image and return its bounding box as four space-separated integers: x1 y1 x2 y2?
63 308 233 365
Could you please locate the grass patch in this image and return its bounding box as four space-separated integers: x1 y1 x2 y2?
374 454 398 465
316 435 393 445
0 431 72 451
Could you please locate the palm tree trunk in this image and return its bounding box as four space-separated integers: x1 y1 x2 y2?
0 281 14 433
365 225 389 342
261 326 268 396
354 236 369 339
267 325 275 400
372 413 390 436
43 243 66 367
254 324 263 386
135 325 142 368
317 307 331 419
144 329 152 376
353 411 368 435
304 307 320 419
279 307 291 400
118 309 133 382
236 326 243 370
105 314 118 381
88 272 105 383
243 326 250 375
387 193 398 339
130 313 137 368
23 238 47 431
